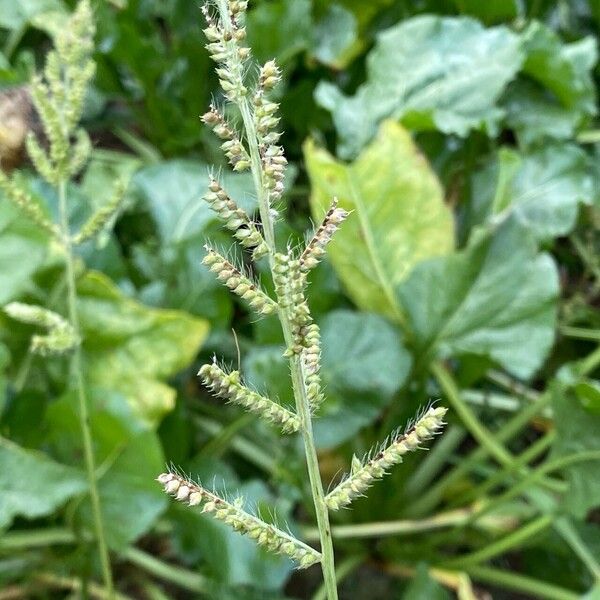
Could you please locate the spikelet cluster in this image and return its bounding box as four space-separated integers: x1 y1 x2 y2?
326 407 448 510
203 179 268 259
202 247 277 316
26 0 95 186
0 172 59 237
202 105 250 172
302 324 323 410
72 179 128 245
272 253 311 353
199 362 300 433
202 2 249 103
300 199 349 272
157 472 321 569
4 302 79 356
202 1 285 210
255 61 286 205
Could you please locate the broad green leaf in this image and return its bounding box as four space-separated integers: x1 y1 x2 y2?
502 21 598 146
133 239 234 326
80 149 141 212
0 192 49 304
246 0 312 64
397 219 559 379
315 310 411 447
471 144 594 240
305 120 454 324
78 271 208 426
245 310 411 448
46 390 167 550
132 161 249 322
521 21 597 119
315 16 523 158
503 80 582 146
0 0 65 31
133 159 254 245
550 381 600 517
0 436 85 528
317 0 392 31
93 430 166 549
312 5 359 69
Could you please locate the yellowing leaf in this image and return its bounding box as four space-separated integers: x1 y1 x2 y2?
304 120 454 324
77 271 208 426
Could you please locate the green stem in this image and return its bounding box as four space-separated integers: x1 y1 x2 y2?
471 450 600 525
193 415 277 473
0 528 76 551
463 565 579 600
312 555 363 600
302 508 512 541
432 361 514 468
486 369 540 402
58 180 114 597
122 547 207 594
443 514 553 569
560 326 600 342
0 530 209 595
554 517 600 582
34 572 130 600
454 430 555 507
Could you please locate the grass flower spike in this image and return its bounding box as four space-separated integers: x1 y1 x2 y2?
300 199 349 272
202 247 277 315
158 472 321 568
199 361 300 432
4 303 79 356
326 407 448 510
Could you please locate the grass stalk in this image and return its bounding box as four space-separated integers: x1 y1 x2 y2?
463 565 579 600
211 9 338 591
442 514 554 569
58 181 114 597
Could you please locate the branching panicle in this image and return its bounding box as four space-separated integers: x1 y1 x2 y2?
199 361 300 433
162 3 448 597
158 472 321 569
326 407 448 510
202 247 277 315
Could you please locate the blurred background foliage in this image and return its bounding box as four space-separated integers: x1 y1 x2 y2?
1 0 600 598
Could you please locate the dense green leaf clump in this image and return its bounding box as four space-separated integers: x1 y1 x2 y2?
316 16 523 157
